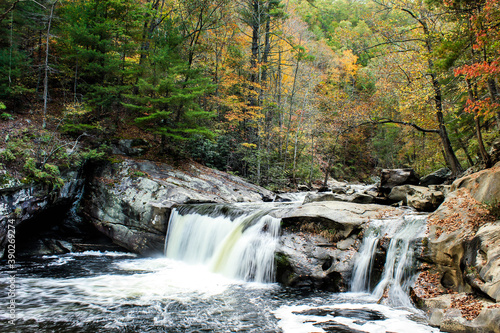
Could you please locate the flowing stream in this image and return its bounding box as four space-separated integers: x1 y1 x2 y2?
0 201 440 332
351 214 428 308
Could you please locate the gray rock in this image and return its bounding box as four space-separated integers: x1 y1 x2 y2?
388 185 444 211
451 161 500 204
83 159 276 255
379 168 420 195
0 172 85 257
465 223 500 302
277 202 404 291
420 167 452 186
303 192 374 205
111 139 149 157
423 294 500 333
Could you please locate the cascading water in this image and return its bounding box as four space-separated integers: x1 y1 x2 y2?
351 213 428 307
164 203 281 283
0 200 441 332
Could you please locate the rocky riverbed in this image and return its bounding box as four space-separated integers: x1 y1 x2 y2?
1 158 499 332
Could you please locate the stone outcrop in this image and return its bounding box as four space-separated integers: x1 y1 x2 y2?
422 294 500 333
412 162 500 332
0 171 85 257
451 161 500 203
303 192 375 205
276 201 404 290
83 158 275 255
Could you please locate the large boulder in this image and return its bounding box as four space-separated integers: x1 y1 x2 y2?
414 163 500 331
388 185 445 211
420 167 453 186
421 188 494 293
451 161 500 204
276 201 404 290
303 192 374 205
83 158 275 255
421 294 500 333
464 222 500 302
378 168 420 195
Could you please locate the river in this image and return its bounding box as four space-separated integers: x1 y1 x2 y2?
0 199 441 332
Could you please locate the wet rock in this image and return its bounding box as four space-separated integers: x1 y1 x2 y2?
0 171 86 257
297 184 310 191
276 202 403 290
303 192 374 205
282 201 400 241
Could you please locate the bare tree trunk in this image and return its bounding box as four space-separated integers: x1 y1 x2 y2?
43 0 58 129
467 79 491 166
453 129 474 167
283 54 300 171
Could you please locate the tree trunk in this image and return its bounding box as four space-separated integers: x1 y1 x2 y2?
250 0 260 87
429 67 463 175
487 78 500 131
283 55 300 170
43 0 58 129
453 129 474 167
467 79 491 166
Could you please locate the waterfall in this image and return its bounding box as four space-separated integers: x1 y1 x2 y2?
351 214 427 307
164 203 281 283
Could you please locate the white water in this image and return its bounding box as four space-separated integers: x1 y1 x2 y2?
351 214 427 307
0 252 440 332
164 204 281 283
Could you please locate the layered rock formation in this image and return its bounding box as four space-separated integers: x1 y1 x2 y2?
0 171 86 257
82 158 275 255
412 162 500 332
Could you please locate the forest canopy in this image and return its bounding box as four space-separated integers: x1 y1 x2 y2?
0 0 499 189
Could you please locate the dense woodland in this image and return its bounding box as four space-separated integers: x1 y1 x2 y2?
0 0 499 189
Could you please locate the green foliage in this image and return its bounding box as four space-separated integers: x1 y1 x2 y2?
1 112 13 120
187 134 234 170
484 200 500 219
0 148 16 162
126 20 216 147
23 157 64 188
57 0 142 113
371 125 403 168
78 148 107 165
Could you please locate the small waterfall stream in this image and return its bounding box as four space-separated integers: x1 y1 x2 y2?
164 203 282 283
350 214 428 307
